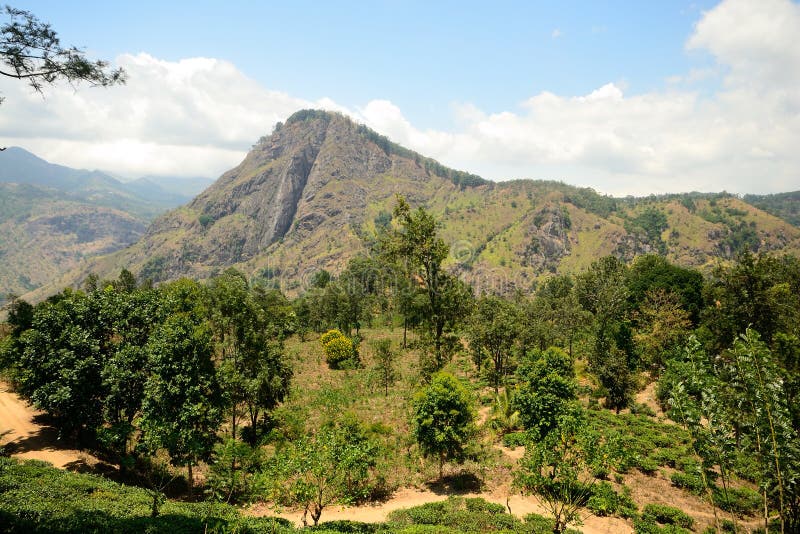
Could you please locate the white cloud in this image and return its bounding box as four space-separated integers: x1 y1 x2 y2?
551 28 562 39
0 53 318 178
1 0 799 195
351 0 800 195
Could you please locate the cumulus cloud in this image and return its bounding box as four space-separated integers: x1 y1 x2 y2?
0 53 315 178
351 0 800 195
1 0 799 195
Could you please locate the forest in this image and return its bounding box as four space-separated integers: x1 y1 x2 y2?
1 195 799 534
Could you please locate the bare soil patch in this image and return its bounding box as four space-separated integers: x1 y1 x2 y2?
0 382 103 470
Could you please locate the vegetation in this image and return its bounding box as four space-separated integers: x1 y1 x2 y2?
412 372 476 478
2 192 800 534
0 6 125 105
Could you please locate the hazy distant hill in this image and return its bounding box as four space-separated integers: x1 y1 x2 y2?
0 148 214 301
47 109 798 299
0 147 202 219
127 175 215 199
743 191 800 228
0 183 145 300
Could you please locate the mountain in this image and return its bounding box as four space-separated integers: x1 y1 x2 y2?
743 191 800 228
0 148 209 302
0 147 198 220
43 109 800 299
0 183 145 300
129 175 216 198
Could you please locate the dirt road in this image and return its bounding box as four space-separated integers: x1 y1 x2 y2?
0 382 94 469
250 488 633 534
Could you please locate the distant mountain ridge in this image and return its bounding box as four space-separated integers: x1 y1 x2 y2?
39 109 799 300
0 148 216 301
0 147 211 218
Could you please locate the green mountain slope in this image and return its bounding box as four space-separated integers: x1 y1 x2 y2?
743 191 800 227
0 183 146 301
0 148 209 302
44 110 800 299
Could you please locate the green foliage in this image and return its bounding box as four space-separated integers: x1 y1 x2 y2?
513 347 577 438
0 6 125 105
384 196 473 368
641 504 694 529
371 339 398 396
264 419 380 526
514 409 620 534
625 207 668 254
386 497 520 532
669 471 704 495
488 389 520 435
703 252 800 350
140 312 223 491
713 485 762 516
412 372 476 477
0 457 292 533
468 295 520 391
206 437 264 503
321 329 359 369
744 191 800 227
586 481 638 518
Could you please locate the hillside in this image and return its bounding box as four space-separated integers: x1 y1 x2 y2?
28 110 800 296
0 183 146 301
744 191 800 228
0 148 216 301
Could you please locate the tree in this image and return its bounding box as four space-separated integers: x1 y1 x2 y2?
515 409 618 534
371 338 398 396
140 312 223 497
16 289 105 443
626 254 704 324
513 347 577 439
412 371 476 478
633 288 691 371
703 252 800 352
468 295 520 392
1 6 125 105
385 196 472 367
536 275 591 359
266 419 379 526
577 256 637 412
720 330 800 533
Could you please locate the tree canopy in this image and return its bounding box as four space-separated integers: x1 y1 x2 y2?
0 6 125 104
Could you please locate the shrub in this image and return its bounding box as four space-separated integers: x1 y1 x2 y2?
670 471 704 495
502 431 528 449
320 330 359 369
713 486 762 515
642 504 694 529
636 456 660 476
586 482 638 518
387 497 521 532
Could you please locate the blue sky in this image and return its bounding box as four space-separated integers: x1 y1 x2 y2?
14 1 718 128
1 0 799 195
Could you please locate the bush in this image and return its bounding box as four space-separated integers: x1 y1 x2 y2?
642 504 694 529
713 486 762 516
586 482 638 518
386 497 520 532
630 402 656 417
0 457 294 534
636 456 660 476
670 471 704 494
308 520 379 533
501 431 528 449
321 330 359 369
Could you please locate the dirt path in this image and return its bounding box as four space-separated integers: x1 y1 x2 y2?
0 382 98 469
250 488 633 534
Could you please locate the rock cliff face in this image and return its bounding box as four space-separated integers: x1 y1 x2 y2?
39 109 800 299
